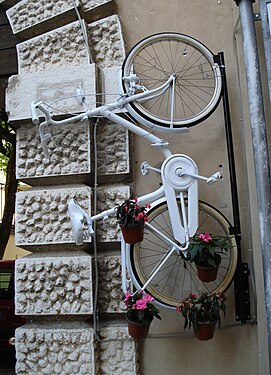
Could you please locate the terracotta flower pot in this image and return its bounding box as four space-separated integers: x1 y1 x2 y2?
193 322 216 341
196 265 218 282
121 224 144 244
126 318 151 339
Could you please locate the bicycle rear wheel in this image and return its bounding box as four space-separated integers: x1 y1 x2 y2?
122 33 222 132
128 199 238 309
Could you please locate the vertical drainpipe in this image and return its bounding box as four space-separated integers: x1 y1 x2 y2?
234 0 271 367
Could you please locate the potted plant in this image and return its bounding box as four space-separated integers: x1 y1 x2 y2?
177 292 227 340
123 291 161 339
188 232 229 282
116 196 150 244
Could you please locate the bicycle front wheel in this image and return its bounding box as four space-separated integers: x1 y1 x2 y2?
122 33 222 132
128 200 238 309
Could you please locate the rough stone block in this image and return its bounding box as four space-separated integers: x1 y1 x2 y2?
88 14 125 69
15 322 96 375
98 255 126 313
96 185 130 242
15 185 91 249
16 120 91 185
102 65 122 106
99 323 138 375
7 0 114 37
97 119 130 178
6 63 96 122
16 21 91 73
15 253 93 316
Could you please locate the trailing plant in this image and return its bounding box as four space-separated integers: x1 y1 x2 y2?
177 292 227 330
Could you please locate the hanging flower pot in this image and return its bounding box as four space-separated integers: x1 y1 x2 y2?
126 317 151 339
193 322 216 341
121 224 144 244
123 291 161 339
196 265 218 282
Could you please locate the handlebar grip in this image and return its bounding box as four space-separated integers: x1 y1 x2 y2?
31 102 39 125
41 140 50 162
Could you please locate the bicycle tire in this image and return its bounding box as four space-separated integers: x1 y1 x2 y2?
128 199 238 309
122 33 222 132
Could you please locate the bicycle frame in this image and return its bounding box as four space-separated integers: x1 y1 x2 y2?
31 73 222 295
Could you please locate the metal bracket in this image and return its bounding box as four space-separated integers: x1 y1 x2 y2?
235 263 251 321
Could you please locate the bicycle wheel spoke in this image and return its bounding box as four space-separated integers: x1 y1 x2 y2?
122 32 222 128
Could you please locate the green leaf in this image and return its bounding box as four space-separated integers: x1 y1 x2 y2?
207 258 217 268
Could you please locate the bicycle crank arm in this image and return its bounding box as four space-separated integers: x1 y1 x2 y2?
175 169 222 184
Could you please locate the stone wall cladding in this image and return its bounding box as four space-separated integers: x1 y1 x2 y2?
102 66 123 107
15 254 93 316
15 185 91 247
16 121 91 182
98 255 124 313
88 15 126 69
97 119 129 176
7 0 113 35
99 324 138 374
16 21 90 73
6 63 96 121
15 324 96 375
96 185 130 242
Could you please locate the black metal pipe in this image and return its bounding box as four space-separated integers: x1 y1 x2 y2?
217 53 250 323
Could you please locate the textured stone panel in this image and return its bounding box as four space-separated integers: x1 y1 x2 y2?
82 0 112 12
102 65 122 106
99 324 138 375
16 21 90 73
15 323 96 375
16 121 91 182
15 254 93 315
6 63 96 121
97 119 129 176
7 0 112 35
98 255 125 313
96 185 130 242
15 185 91 247
88 15 125 69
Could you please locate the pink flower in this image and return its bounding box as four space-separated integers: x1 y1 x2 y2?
198 232 212 243
142 294 154 303
133 299 147 310
134 197 138 202
145 203 151 208
144 215 149 222
138 212 144 220
124 291 132 301
176 306 181 313
190 294 197 299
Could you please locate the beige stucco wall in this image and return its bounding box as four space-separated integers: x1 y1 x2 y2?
116 0 269 374
3 234 30 260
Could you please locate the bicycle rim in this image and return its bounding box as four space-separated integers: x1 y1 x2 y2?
129 200 238 308
122 33 222 131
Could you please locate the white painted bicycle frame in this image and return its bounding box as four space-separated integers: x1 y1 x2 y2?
31 73 222 296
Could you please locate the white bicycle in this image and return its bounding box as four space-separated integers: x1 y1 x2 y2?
31 33 238 309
